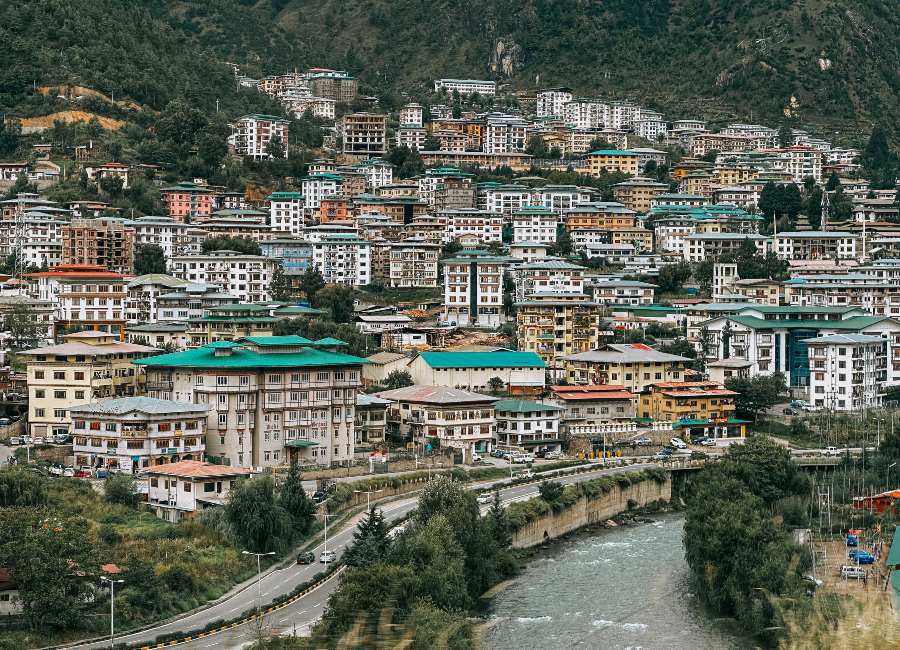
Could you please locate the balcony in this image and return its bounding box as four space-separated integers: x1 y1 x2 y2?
147 381 173 391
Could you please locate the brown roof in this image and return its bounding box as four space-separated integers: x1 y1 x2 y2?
145 461 252 479
0 568 15 590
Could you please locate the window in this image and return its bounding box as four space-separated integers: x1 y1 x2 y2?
75 390 85 400
216 376 228 386
54 409 66 418
35 389 45 398
290 373 301 383
204 482 215 493
218 413 227 426
240 376 250 386
158 423 171 432
237 413 246 426
54 371 66 380
34 370 44 379
150 478 158 487
54 390 67 399
268 374 282 383
218 394 227 406
196 376 204 385
35 408 45 418
183 482 192 492
105 423 117 432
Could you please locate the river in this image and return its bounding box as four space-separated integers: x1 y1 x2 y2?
483 514 749 650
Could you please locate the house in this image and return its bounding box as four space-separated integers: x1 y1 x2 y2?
374 384 497 461
146 461 253 522
126 322 191 350
638 380 743 438
136 336 366 468
355 394 391 445
563 343 692 391
185 304 275 345
549 384 639 448
508 242 551 262
0 568 22 616
21 332 157 439
361 351 410 387
588 279 657 306
155 283 240 322
494 399 563 453
70 397 208 473
355 314 414 337
406 350 546 396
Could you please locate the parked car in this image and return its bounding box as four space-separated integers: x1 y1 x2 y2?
782 407 798 415
32 436 44 445
48 463 64 477
654 448 673 461
633 436 652 446
846 534 859 547
476 493 493 505
804 405 824 413
63 467 75 478
296 551 315 565
700 438 717 447
319 550 337 564
312 491 327 503
848 550 875 564
790 400 809 409
471 452 483 463
670 437 687 449
491 449 503 458
8 436 20 446
840 565 867 579
544 450 562 460
822 446 842 457
518 453 535 463
54 433 71 444
95 469 109 479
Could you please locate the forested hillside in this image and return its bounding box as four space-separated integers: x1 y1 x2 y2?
1 0 899 137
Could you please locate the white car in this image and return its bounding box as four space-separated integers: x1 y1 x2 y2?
822 446 842 457
8 436 20 446
319 550 337 564
471 452 483 463
700 438 717 447
670 437 687 449
476 493 493 505
543 450 562 460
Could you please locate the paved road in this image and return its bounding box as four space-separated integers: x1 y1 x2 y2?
65 462 652 650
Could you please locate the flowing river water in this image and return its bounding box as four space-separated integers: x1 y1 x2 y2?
483 514 749 650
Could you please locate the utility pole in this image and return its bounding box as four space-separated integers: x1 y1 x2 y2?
354 488 383 511
241 550 275 614
321 510 333 562
100 576 124 648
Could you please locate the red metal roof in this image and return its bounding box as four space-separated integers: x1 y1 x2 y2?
26 263 124 279
145 460 252 479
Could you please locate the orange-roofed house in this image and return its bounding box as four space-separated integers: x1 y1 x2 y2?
639 380 745 438
852 490 900 514
26 264 128 340
146 460 253 522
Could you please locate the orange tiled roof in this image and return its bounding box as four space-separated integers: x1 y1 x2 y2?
145 461 252 479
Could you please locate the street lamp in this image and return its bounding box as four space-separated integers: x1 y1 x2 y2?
320 510 333 563
99 576 124 648
888 463 897 490
241 550 276 614
354 488 384 511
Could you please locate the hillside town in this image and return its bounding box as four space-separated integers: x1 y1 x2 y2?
1 59 900 650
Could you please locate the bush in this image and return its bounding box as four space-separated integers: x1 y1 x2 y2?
104 474 138 507
98 524 122 545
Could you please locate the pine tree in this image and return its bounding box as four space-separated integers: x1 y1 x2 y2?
486 492 511 548
279 461 314 535
343 505 390 567
270 262 293 302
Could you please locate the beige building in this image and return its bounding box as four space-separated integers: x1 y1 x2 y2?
361 351 410 387
146 461 252 522
563 343 691 392
342 113 387 158
61 218 135 275
406 350 546 396
21 331 157 439
387 238 440 287
586 150 640 176
613 177 669 213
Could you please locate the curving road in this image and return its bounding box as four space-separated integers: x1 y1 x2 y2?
58 461 653 650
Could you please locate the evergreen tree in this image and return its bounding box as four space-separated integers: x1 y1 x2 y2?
486 492 511 548
860 124 898 189
270 262 293 301
343 506 391 567
299 266 325 303
825 171 841 191
279 461 314 535
134 243 167 275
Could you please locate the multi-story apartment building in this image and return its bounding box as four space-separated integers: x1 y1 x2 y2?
495 399 563 453
433 78 496 96
355 158 394 190
70 397 208 473
230 114 289 160
156 283 240 322
396 126 427 151
442 250 508 328
137 336 366 468
805 334 886 411
512 260 585 302
549 384 638 445
169 250 277 303
563 343 692 391
442 208 503 244
480 183 532 214
311 234 372 286
685 233 769 262
613 177 669 213
773 231 857 261
0 215 65 268
126 274 190 323
27 264 128 339
537 88 573 118
586 149 640 176
589 279 657 305
342 113 387 157
562 99 608 129
60 218 135 275
186 304 275 345
768 145 823 183
308 70 358 101
564 203 637 232
483 114 528 153
267 191 306 236
638 381 740 437
516 294 606 376
161 182 215 223
399 103 424 127
22 331 156 439
533 185 594 214
354 394 391 445
301 173 342 210
387 238 439 288
512 206 557 244
125 216 206 259
634 114 668 140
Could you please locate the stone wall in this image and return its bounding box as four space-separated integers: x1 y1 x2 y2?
511 474 672 548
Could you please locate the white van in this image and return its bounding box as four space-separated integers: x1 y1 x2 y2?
840 565 866 579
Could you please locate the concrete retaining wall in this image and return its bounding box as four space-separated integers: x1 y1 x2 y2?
511 475 672 548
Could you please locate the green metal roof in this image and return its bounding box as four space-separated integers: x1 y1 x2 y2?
314 337 349 346
495 399 562 413
418 351 545 369
241 335 314 346
726 315 890 331
284 439 319 448
589 149 636 155
134 342 367 369
886 525 900 568
273 305 328 316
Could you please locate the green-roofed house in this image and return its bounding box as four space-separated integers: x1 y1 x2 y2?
187 304 276 347
699 305 900 389
408 350 546 396
134 336 366 469
495 399 563 452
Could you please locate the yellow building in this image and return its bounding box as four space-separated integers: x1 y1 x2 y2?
612 177 669 213
586 150 640 177
516 295 607 375
564 344 691 392
21 331 157 439
714 166 759 186
638 380 737 421
564 205 637 232
610 227 654 252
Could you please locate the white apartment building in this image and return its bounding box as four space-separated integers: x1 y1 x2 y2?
433 79 496 96
773 231 858 261
770 145 824 183
284 93 336 120
27 264 128 337
480 183 531 214
606 102 639 130
671 119 707 132
137 336 366 468
570 228 614 253
301 173 342 209
267 191 306 236
512 206 558 245
396 126 427 151
563 99 607 129
125 216 206 259
70 397 208 473
483 114 528 153
311 234 371 286
229 114 289 160
805 334 886 411
126 274 190 323
356 159 394 189
399 103 424 127
442 208 503 244
495 399 563 452
0 215 66 269
513 260 585 302
442 250 507 328
157 283 240 321
634 112 668 140
685 233 769 263
533 185 594 214
169 250 277 303
388 239 440 287
537 88 573 118
589 279 657 305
